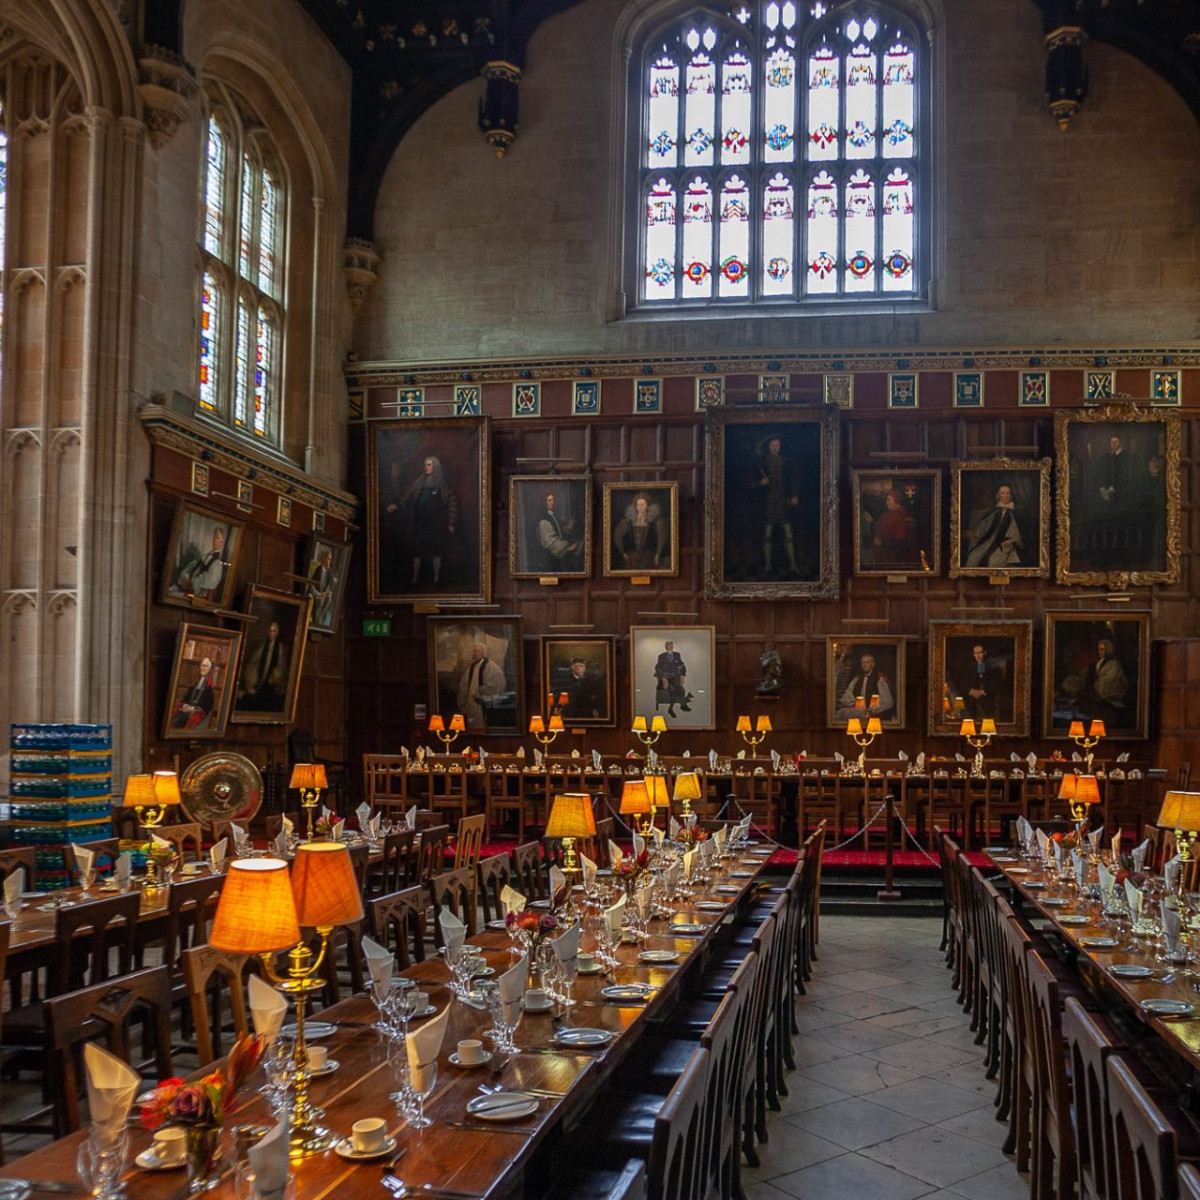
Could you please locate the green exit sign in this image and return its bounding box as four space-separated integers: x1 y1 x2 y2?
363 618 392 638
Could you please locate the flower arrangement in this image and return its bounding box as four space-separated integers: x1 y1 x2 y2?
140 1033 265 1130
506 909 558 957
677 826 710 848
613 849 651 894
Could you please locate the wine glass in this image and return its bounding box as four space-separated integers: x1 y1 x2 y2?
409 1061 437 1130
77 1129 128 1200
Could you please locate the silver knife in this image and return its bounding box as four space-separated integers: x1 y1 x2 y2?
7 1183 80 1194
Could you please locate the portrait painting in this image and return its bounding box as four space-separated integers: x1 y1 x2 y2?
510 475 591 579
302 535 351 635
1055 406 1180 586
367 418 491 604
428 616 524 737
826 638 906 729
602 483 678 578
542 635 617 727
162 623 243 740
950 458 1051 578
852 470 940 577
230 586 310 725
927 621 1032 738
704 407 839 599
1043 613 1151 740
160 501 245 612
630 626 716 731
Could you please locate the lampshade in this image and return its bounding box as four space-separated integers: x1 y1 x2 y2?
1068 720 1085 738
449 714 465 732
632 716 647 733
959 719 977 737
122 774 156 807
644 775 670 809
1057 773 1078 801
428 715 445 732
290 843 364 927
673 772 703 803
756 716 772 733
1089 720 1106 738
735 715 751 733
846 718 863 735
1157 791 1200 834
209 859 302 954
289 763 327 791
529 716 546 734
619 780 650 815
545 793 596 840
980 718 997 736
548 715 564 732
650 716 667 734
1073 775 1102 807
866 717 882 736
151 770 181 807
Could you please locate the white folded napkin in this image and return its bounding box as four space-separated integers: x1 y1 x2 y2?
682 849 696 881
1165 855 1182 893
737 816 752 836
1052 838 1063 866
369 814 382 839
1089 826 1104 852
608 840 623 869
362 935 393 997
770 749 781 770
151 833 172 851
248 974 288 1042
632 831 645 858
1036 829 1050 859
549 867 568 909
714 826 727 849
72 843 94 877
479 748 488 765
115 852 132 887
320 805 332 822
684 812 697 830
515 746 525 759
247 1121 289 1200
592 750 602 770
83 1042 139 1135
651 826 664 849
898 750 909 762
1132 839 1150 872
1073 851 1086 887
4 869 23 910
231 823 251 853
1117 752 1129 763
209 838 228 870
1016 815 1032 846
1098 862 1116 904
709 750 718 770
665 863 681 894
668 817 680 839
501 885 526 915
954 753 965 763
1112 831 1123 861
1162 903 1183 957
916 752 926 771
736 749 746 760
636 882 651 919
282 815 294 839
1010 752 1020 762
1124 878 1143 921
604 894 626 941
499 954 527 1024
533 747 544 768
406 805 418 829
272 830 288 857
439 908 466 956
648 749 659 772
579 855 597 892
331 819 345 841
1071 751 1082 762
1027 752 1038 770
406 1002 449 1071
552 923 580 965
356 802 371 830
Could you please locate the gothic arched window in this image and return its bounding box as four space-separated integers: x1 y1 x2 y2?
633 1 929 310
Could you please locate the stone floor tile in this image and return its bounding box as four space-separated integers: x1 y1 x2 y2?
787 1094 926 1150
864 1075 993 1123
946 1161 1032 1200
818 968 907 991
744 1125 846 1179
776 1077 855 1114
790 1032 858 1067
795 1052 919 1096
860 1124 1009 1187
819 1019 917 1054
861 1037 981 1077
766 1150 935 1200
936 1105 1010 1149
816 990 914 1020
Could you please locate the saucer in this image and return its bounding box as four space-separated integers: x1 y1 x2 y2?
577 964 603 975
333 1135 398 1161
36 900 76 911
522 997 555 1012
729 871 755 878
307 1058 339 1077
983 846 1010 854
449 1050 493 1068
465 1091 539 1121
696 901 726 911
1007 868 1031 875
1040 898 1070 907
136 1150 185 1171
715 886 741 894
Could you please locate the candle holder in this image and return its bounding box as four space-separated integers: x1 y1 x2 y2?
735 714 772 750
289 763 328 841
959 718 997 778
529 713 564 752
845 716 882 775
429 713 465 752
1068 719 1105 773
631 715 667 754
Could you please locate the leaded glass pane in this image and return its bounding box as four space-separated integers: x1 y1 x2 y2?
203 118 226 257
721 49 752 164
234 298 251 428
682 176 714 298
644 178 677 300
805 170 837 294
761 173 794 295
806 46 839 161
719 175 751 297
198 274 220 411
684 45 716 167
844 42 876 160
648 56 680 167
239 157 255 277
843 168 875 293
763 48 795 164
881 167 914 292
254 307 272 437
882 41 914 159
259 170 278 295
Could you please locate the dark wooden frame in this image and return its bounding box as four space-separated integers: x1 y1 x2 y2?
826 637 907 729
301 533 351 635
630 625 717 731
950 458 1051 579
162 622 243 740
851 468 940 577
927 620 1033 738
602 482 679 578
160 500 245 612
509 475 592 579
427 615 525 737
541 635 617 727
229 585 310 725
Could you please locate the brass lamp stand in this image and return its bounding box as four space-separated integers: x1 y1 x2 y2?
429 713 465 752
545 793 596 919
845 716 882 774
1157 791 1200 889
122 770 181 891
959 718 996 779
289 763 327 841
735 714 772 750
1069 720 1106 774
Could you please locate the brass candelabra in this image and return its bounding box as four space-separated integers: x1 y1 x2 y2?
1068 719 1105 774
959 718 996 778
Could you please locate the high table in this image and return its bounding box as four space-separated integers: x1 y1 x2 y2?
0 848 776 1199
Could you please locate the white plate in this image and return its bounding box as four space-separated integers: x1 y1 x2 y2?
983 847 1010 854
486 919 508 930
1024 882 1047 890
670 923 706 935
729 871 756 879
1041 898 1070 907
1007 868 1031 875
281 1021 336 1039
136 1150 185 1171
553 1027 613 1047
465 1092 539 1121
1110 965 1156 979
1059 915 1090 925
639 950 680 964
1079 937 1120 950
333 1135 398 1161
449 1050 493 1068
36 900 76 911
601 985 651 1000
522 998 554 1012
696 901 726 911
715 886 741 894
471 966 496 977
990 857 1018 864
308 1058 339 1077
1141 998 1195 1016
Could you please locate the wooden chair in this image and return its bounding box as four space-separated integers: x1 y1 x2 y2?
1065 996 1127 1200
593 817 615 869
427 764 471 826
62 839 121 877
180 945 253 1067
156 874 224 997
797 772 840 841
454 813 487 872
347 843 370 896
304 917 366 1006
510 841 548 902
1180 1165 1200 1200
369 887 427 970
643 1047 714 1200
45 965 173 1136
0 848 37 893
150 822 204 862
928 773 969 847
371 828 419 896
363 754 414 815
483 756 529 839
416 824 451 884
477 853 517 926
427 867 477 948
1026 949 1078 1200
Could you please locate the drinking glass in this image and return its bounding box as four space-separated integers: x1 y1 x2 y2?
77 1129 128 1200
386 1038 415 1117
234 1162 296 1200
79 868 96 897
262 1036 295 1113
409 1061 437 1130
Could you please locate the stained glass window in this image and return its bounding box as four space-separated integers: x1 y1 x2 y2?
635 0 927 308
196 87 285 442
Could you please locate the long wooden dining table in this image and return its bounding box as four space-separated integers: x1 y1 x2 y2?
0 847 776 1200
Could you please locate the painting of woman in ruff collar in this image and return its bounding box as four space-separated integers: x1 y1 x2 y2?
603 483 678 577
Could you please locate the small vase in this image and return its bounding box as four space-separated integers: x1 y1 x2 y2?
185 1125 222 1193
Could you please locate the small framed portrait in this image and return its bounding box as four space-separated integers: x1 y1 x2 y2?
950 458 1051 578
302 535 351 636
160 501 245 612
428 616 524 737
602 483 678 578
1055 406 1181 587
190 463 209 496
367 417 491 604
630 625 716 731
230 586 310 725
162 623 243 740
704 407 839 599
1043 613 1151 740
826 637 906 729
509 475 591 579
542 636 617 727
927 621 1033 738
852 470 940 577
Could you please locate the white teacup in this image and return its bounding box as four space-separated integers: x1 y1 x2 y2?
351 1117 387 1154
577 953 597 971
411 991 429 1012
152 1126 188 1166
307 1045 328 1071
456 1038 485 1064
524 988 548 1008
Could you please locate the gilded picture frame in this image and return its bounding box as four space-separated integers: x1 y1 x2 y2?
950 458 1051 579
851 469 940 577
367 417 491 604
1054 405 1180 587
602 483 679 578
630 625 716 731
826 637 906 730
1042 613 1151 740
160 500 245 612
541 635 617 727
162 623 243 740
509 475 591 579
301 534 351 636
428 616 524 737
704 407 839 599
927 620 1032 738
230 585 310 725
